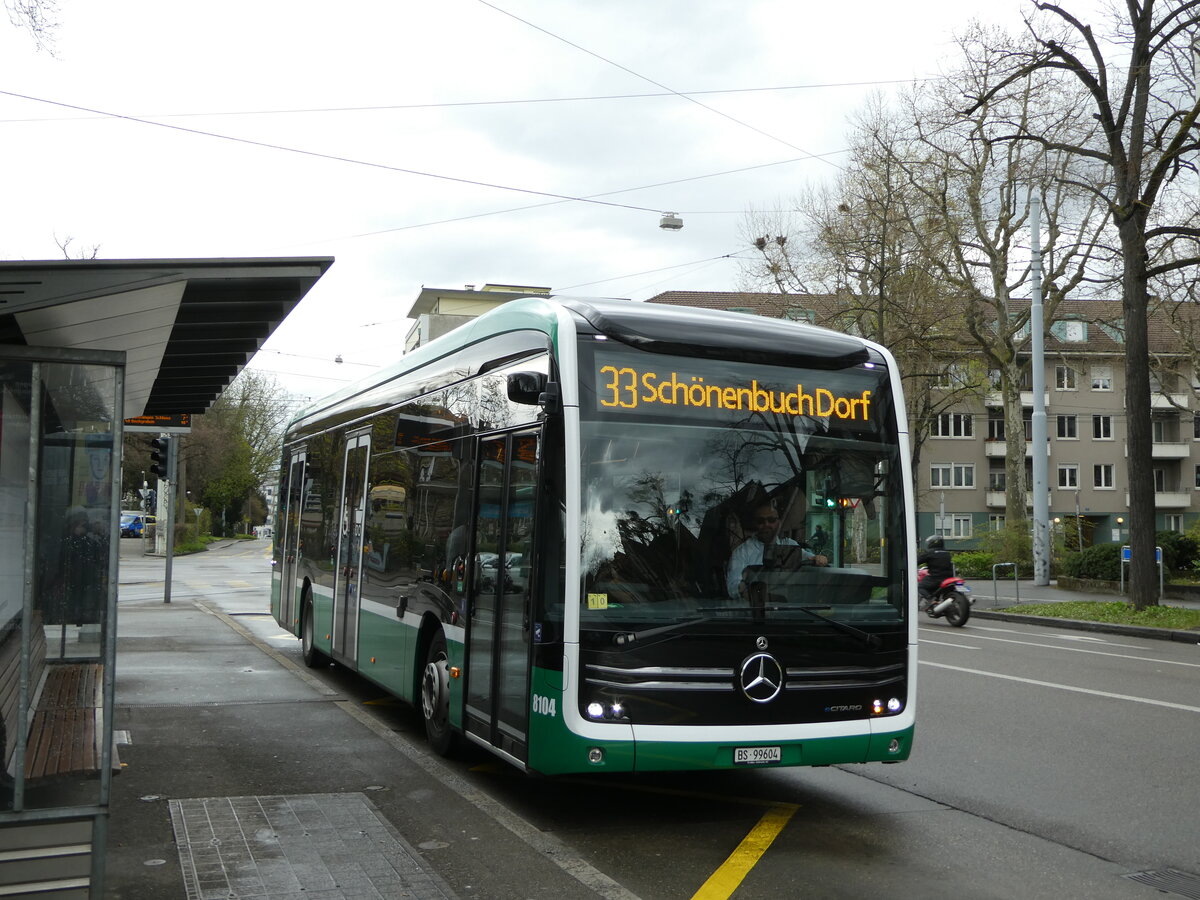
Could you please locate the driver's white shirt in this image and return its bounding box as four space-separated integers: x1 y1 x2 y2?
726 537 805 598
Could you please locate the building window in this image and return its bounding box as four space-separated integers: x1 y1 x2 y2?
934 514 973 539
989 514 1005 531
1093 415 1113 440
988 417 1005 441
1154 468 1167 492
988 471 1006 491
1052 320 1087 342
1056 415 1077 439
1057 464 1079 488
933 412 974 438
1090 365 1113 391
1056 365 1078 390
933 364 971 389
1166 514 1183 532
1194 414 1200 440
1195 464 1200 488
1094 464 1114 489
931 463 975 489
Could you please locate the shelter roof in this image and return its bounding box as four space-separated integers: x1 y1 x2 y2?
0 257 332 418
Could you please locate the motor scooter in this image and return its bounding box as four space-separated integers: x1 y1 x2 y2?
917 567 972 627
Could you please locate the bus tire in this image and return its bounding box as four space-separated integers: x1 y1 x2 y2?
421 630 456 756
301 594 327 668
944 591 970 628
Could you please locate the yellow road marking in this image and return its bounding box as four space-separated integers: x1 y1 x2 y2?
690 804 798 900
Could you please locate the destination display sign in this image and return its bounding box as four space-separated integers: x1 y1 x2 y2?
595 362 874 422
124 413 191 433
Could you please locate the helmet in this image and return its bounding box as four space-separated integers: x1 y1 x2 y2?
925 535 944 550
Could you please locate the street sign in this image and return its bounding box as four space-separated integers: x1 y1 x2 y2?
1120 546 1162 562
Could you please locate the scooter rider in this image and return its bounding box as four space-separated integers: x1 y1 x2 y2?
917 535 954 606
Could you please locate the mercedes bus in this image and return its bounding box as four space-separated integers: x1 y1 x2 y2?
271 296 916 774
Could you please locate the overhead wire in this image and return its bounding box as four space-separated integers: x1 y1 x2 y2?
473 0 845 170
299 153 838 245
0 79 932 124
0 88 663 214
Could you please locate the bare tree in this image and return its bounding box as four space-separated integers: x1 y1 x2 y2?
55 234 100 260
741 98 982 487
890 26 1110 537
5 0 59 54
971 0 1200 609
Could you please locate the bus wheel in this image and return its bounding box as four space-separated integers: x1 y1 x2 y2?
301 596 327 668
421 630 456 755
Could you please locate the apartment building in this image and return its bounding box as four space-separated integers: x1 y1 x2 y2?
647 290 1199 549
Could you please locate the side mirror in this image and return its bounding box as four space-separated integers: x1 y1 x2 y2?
507 371 546 405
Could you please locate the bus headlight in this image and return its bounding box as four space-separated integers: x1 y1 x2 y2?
587 701 629 720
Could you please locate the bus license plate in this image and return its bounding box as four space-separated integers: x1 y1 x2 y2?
734 746 781 765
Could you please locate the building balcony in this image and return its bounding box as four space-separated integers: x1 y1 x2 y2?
1149 392 1189 409
985 492 1050 508
984 440 1049 457
1151 441 1191 459
985 391 1048 407
1125 491 1192 508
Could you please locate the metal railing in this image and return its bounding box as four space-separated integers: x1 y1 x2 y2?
991 562 1019 608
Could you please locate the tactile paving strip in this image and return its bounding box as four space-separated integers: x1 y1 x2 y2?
169 793 457 899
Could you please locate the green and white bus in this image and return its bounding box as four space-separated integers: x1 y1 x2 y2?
271 297 916 774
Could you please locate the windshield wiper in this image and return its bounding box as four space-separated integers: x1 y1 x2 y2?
771 605 883 650
607 616 714 646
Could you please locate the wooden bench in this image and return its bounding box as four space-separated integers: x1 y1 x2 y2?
1 615 113 784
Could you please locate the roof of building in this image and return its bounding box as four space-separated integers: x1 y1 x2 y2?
0 256 333 418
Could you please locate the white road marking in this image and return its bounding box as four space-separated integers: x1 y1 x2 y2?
966 623 1144 648
921 660 1200 713
920 626 1200 668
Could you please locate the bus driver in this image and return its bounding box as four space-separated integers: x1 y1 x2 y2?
727 499 828 598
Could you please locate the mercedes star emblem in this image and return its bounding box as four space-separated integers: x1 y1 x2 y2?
739 652 784 703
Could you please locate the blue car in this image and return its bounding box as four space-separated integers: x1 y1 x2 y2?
120 512 155 538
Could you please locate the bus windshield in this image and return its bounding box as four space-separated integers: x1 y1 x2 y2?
577 343 906 643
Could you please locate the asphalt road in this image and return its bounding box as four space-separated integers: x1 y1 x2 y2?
113 539 1199 899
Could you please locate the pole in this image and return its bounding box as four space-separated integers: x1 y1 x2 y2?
1075 490 1083 552
162 437 177 604
1030 194 1050 585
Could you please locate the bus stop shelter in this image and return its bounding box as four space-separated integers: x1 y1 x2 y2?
0 257 332 898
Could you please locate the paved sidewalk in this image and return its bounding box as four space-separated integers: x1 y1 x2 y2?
105 541 608 900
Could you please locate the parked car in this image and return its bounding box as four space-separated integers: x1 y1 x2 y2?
120 512 155 538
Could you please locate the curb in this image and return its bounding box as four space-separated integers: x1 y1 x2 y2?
972 609 1200 644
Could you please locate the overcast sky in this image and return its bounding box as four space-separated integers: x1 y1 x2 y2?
2 0 1033 402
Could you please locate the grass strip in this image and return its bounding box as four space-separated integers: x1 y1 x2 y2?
998 600 1200 631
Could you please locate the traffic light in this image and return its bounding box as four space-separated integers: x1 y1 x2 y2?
149 435 172 480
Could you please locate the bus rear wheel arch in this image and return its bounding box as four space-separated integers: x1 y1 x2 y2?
420 629 456 756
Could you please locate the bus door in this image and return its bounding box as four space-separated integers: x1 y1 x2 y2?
332 432 370 664
277 449 307 634
465 430 539 761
